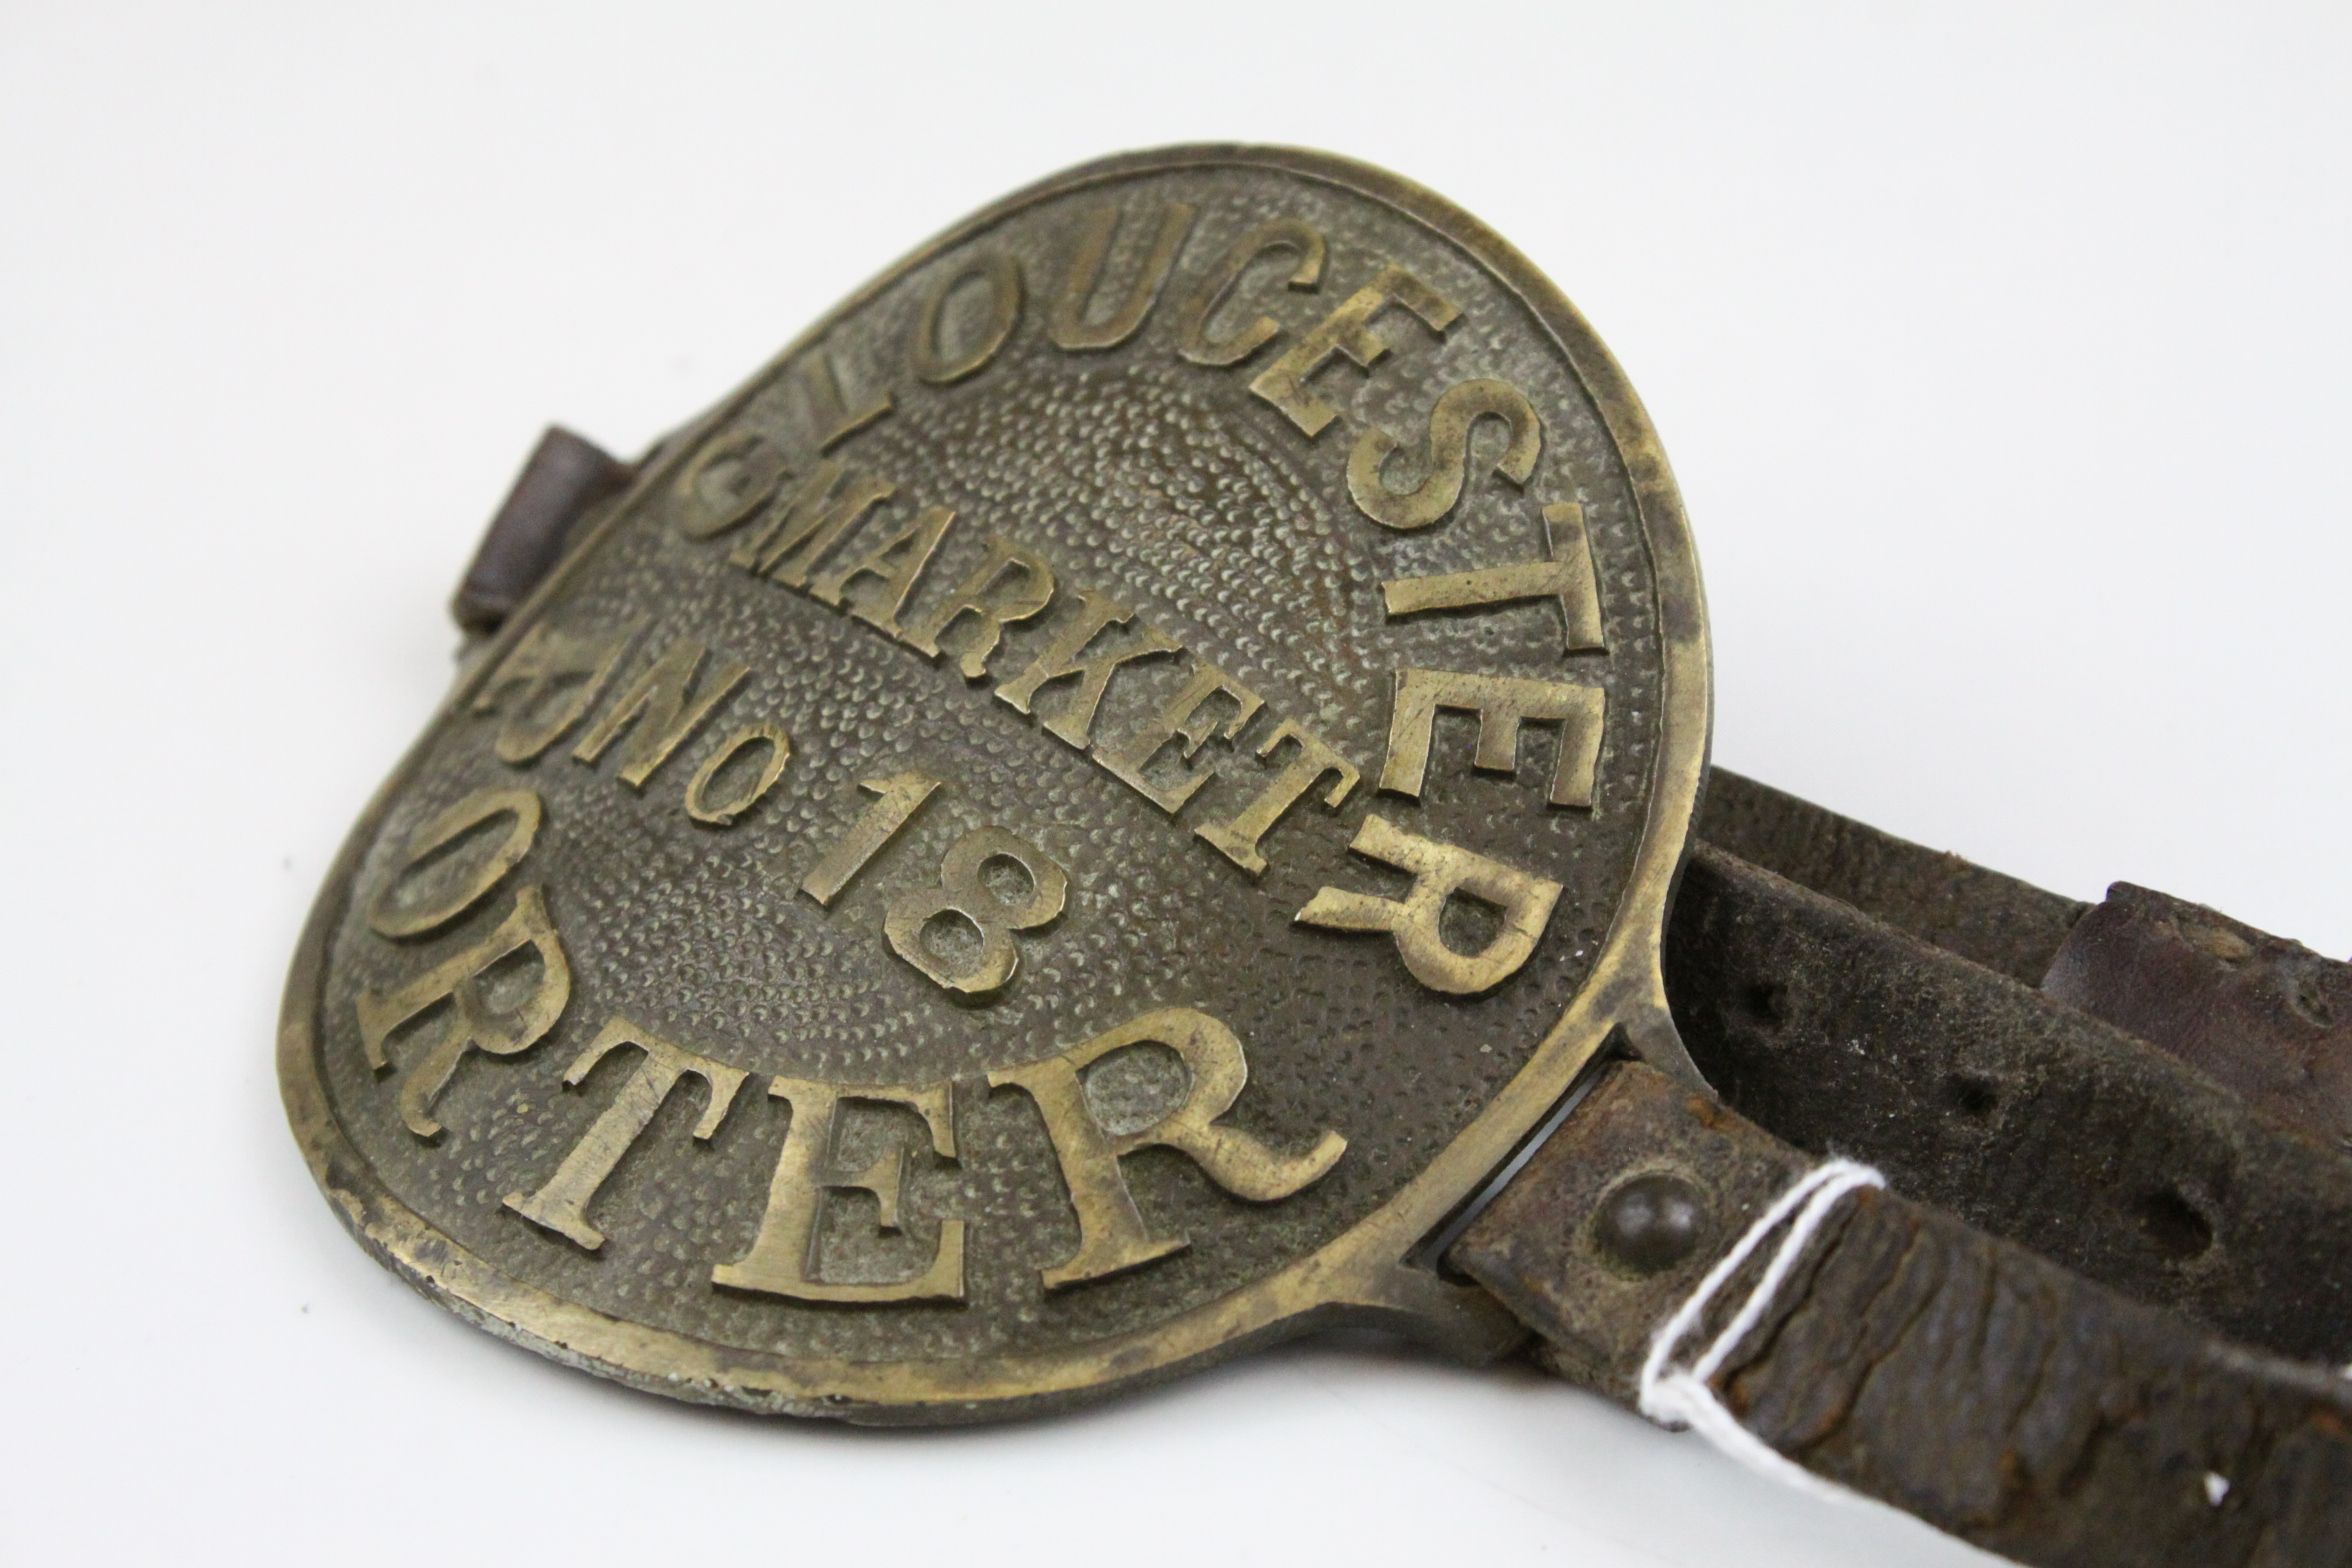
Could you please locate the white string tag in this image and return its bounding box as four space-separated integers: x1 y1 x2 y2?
1636 1156 1887 1506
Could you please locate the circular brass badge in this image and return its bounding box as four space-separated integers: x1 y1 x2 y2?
280 145 1709 1419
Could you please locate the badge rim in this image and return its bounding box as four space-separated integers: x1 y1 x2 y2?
278 141 1712 1420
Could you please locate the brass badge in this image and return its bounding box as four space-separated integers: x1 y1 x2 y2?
280 145 1708 1418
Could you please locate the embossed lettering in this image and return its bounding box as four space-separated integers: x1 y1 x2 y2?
356 885 573 1140
673 432 790 541
994 587 1181 748
1347 378 1542 531
884 826 1067 997
1295 816 1561 995
368 785 543 940
1248 264 1458 438
503 1018 749 1252
901 536 1058 680
475 619 637 765
990 1008 1345 1289
684 721 792 826
1191 721 1358 876
799 771 942 907
807 504 955 636
1049 202 1197 352
1173 218 1326 368
1381 501 1607 653
799 346 892 450
570 638 750 788
1379 668 1605 809
729 461 897 588
713 1078 965 1304
1096 660 1264 814
911 253 1022 385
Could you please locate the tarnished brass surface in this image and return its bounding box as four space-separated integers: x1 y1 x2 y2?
279 144 1708 1419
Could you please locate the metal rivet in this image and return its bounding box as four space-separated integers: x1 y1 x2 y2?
1594 1173 1708 1274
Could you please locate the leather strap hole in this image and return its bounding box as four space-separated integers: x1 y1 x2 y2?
2139 1187 2216 1262
1740 981 1789 1029
1942 1073 2000 1119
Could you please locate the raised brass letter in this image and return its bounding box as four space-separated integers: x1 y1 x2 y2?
807 504 955 637
1347 378 1542 531
1381 501 1606 653
367 785 542 940
355 885 573 1140
1379 668 1605 809
712 1078 965 1304
994 587 1180 749
1049 202 1197 352
728 460 896 588
503 1018 749 1252
1191 721 1358 876
1173 218 1325 368
990 1008 1345 1290
798 771 941 907
883 826 1068 998
570 638 750 788
1095 659 1264 815
683 721 792 827
900 536 1057 680
1248 264 1457 438
673 432 790 542
798 346 893 450
474 619 637 765
1295 816 1561 995
912 252 1022 385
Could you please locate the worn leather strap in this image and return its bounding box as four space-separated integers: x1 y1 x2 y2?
2043 881 2352 1147
1454 1061 2352 1568
1674 774 2352 1366
450 427 636 635
1697 768 2087 986
1452 776 2352 1565
1700 771 2352 1152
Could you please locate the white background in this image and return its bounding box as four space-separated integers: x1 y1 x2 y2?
3 4 2346 1564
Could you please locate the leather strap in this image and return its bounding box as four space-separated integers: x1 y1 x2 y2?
2043 881 2352 1148
450 427 635 635
1698 768 2086 986
1700 771 2352 1146
1451 776 2352 1565
1452 1061 2352 1568
1702 771 2342 1151
1664 835 2352 1366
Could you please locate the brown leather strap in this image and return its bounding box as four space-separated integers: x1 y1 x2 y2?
1699 768 2087 986
1663 839 2352 1367
450 426 635 635
2044 882 2352 1147
1700 768 2352 1138
1452 1061 2352 1568
1460 779 2352 1564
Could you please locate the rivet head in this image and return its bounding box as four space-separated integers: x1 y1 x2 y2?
1594 1173 1708 1274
